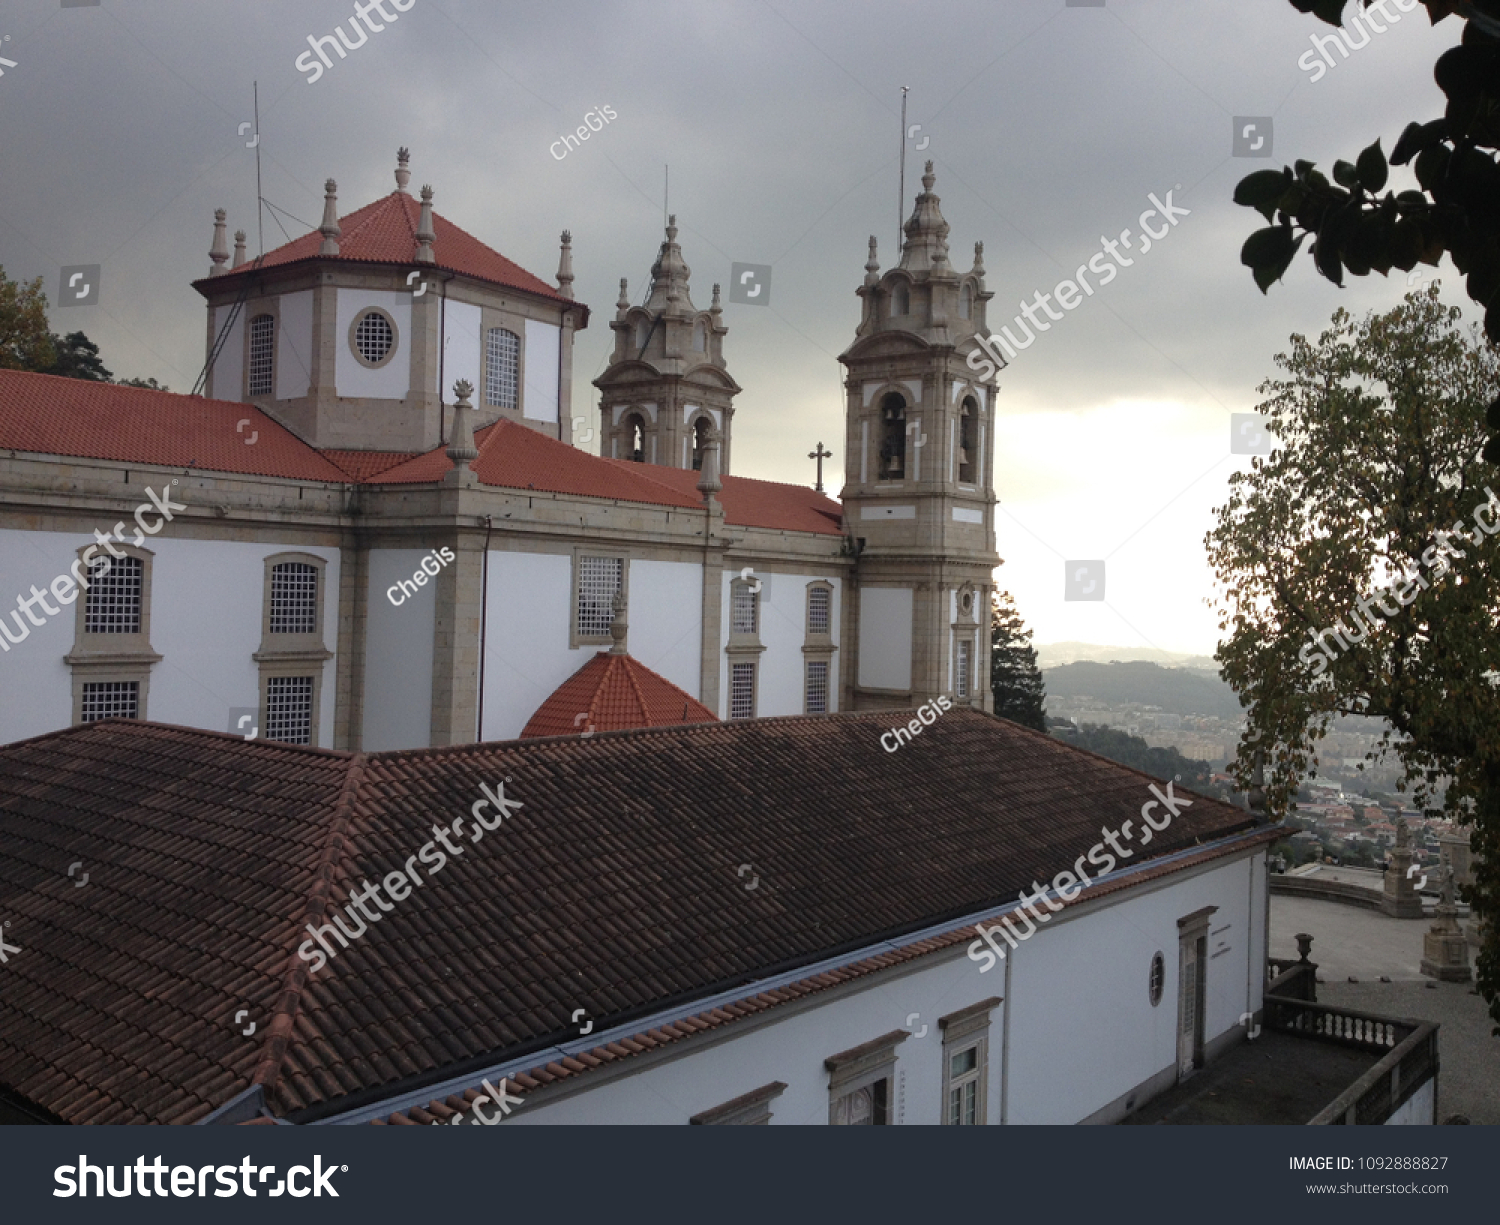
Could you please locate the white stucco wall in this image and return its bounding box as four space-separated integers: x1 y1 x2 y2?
719 571 841 718
510 849 1266 1126
523 320 560 423
443 300 482 403
0 528 339 747
857 586 912 691
627 559 703 700
335 290 412 400
364 550 438 750
478 550 576 742
277 290 314 400
210 304 245 402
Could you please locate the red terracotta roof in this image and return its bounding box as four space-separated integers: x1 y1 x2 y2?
0 370 350 481
0 712 1267 1125
520 651 717 738
195 192 579 316
320 448 420 481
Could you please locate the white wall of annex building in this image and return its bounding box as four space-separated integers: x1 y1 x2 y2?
0 529 340 747
364 550 438 751
512 850 1264 1126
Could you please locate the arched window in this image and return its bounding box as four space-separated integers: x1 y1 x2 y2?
691 416 711 470
878 393 906 480
634 316 651 351
960 282 973 320
892 284 909 317
248 314 275 396
485 327 519 409
693 319 708 352
623 411 646 463
958 396 977 484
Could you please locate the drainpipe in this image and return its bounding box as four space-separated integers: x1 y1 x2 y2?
476 514 493 740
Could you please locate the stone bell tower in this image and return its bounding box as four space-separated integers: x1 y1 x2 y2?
837 161 1001 713
594 216 742 473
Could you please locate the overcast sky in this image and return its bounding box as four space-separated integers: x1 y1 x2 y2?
0 0 1471 658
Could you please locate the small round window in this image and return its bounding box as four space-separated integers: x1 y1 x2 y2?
351 308 396 367
960 591 974 616
1148 951 1165 1007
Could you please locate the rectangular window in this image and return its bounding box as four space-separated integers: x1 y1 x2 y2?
807 586 830 636
265 675 314 745
730 661 756 720
805 660 829 715
83 555 143 634
731 584 758 636
577 556 623 638
831 1079 888 1126
947 1046 980 1125
485 327 520 409
248 314 275 397
956 638 971 698
269 562 319 634
80 680 139 722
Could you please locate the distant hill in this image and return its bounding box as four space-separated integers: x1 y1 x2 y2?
1035 641 1219 670
1043 660 1244 719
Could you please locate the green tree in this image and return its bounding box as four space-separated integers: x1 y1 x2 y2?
44 331 112 382
990 590 1047 731
1059 723 1215 788
1206 288 1500 1028
0 266 56 372
115 376 168 391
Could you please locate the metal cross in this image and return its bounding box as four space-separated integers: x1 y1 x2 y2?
809 441 832 492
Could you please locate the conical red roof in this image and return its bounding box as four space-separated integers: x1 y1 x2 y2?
521 651 717 738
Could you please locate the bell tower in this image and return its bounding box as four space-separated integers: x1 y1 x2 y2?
838 161 1002 713
594 216 741 472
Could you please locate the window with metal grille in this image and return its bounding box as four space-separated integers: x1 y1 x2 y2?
807 586 830 635
956 638 972 698
248 314 275 396
83 555 142 634
265 675 313 745
805 660 829 715
80 680 139 722
731 584 758 636
576 556 622 638
270 562 318 634
730 661 756 720
485 327 519 408
354 310 395 365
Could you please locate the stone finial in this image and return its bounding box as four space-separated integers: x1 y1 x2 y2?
608 592 628 655
696 426 723 501
395 147 411 194
209 208 230 276
922 159 935 193
446 379 478 469
864 235 880 286
972 240 985 279
318 180 341 257
415 185 436 264
710 282 722 318
615 277 630 318
557 230 575 299
232 230 247 268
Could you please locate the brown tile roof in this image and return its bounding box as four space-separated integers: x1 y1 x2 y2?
0 711 1267 1124
519 651 717 738
194 191 583 320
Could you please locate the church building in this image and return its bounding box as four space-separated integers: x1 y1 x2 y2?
0 150 1001 750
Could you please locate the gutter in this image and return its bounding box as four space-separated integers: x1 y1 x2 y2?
307 822 1276 1125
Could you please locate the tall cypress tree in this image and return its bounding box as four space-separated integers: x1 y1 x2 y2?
990 590 1046 731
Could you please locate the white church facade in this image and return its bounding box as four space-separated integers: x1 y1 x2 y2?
0 150 1001 750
